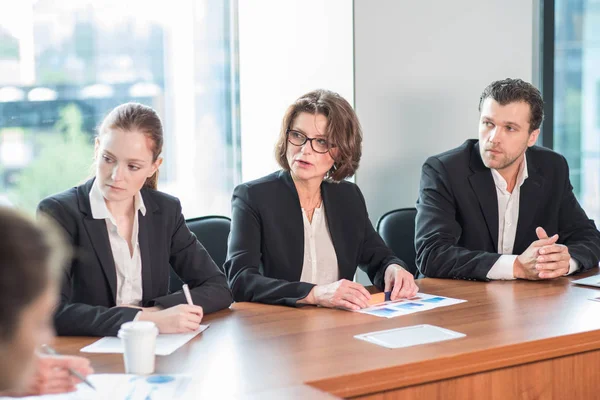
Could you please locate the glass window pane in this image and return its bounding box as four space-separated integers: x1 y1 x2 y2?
0 0 240 217
554 0 600 222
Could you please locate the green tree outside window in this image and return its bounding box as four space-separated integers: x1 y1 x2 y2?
10 104 94 214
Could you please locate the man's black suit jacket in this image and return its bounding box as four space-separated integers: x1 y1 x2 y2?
415 139 600 280
224 170 406 306
38 178 232 336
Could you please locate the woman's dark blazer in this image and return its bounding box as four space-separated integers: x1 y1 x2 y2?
37 178 232 337
224 170 407 306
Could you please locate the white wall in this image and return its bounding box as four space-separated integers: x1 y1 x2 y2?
354 0 534 222
237 0 354 183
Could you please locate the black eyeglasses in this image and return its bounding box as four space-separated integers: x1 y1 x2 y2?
287 129 334 154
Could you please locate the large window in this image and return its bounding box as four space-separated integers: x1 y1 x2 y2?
550 0 600 223
0 0 354 218
0 0 240 217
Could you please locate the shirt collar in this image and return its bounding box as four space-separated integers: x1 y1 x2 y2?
89 179 147 220
490 152 529 192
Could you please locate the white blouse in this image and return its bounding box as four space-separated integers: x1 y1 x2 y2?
89 180 145 306
299 204 339 285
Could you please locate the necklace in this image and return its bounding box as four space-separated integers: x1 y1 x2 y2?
302 196 322 223
301 194 321 211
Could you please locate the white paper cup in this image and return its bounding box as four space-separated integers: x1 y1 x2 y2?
118 321 159 374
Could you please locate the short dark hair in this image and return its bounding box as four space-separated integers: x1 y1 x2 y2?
478 78 544 132
0 208 67 340
275 89 362 181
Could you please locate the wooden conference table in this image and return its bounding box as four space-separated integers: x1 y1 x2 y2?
55 269 600 399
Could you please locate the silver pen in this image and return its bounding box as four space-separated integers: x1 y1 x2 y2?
41 344 96 391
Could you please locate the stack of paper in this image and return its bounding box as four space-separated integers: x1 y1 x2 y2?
355 324 466 349
80 325 209 356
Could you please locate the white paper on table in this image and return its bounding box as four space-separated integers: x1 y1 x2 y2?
572 275 600 288
357 293 466 319
355 324 466 349
0 374 196 400
80 325 209 356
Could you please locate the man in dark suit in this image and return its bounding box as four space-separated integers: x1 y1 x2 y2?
415 78 600 281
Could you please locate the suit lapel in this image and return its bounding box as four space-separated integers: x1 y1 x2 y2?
82 218 118 301
321 181 345 278
280 171 305 280
514 152 545 252
138 212 153 299
78 180 118 302
138 189 159 300
468 144 499 251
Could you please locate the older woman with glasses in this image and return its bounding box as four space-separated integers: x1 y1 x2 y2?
225 89 418 310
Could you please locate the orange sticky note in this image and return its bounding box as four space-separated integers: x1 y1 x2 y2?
368 292 386 306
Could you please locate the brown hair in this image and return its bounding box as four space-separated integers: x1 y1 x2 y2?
478 78 544 133
0 208 68 340
97 102 164 189
275 89 362 181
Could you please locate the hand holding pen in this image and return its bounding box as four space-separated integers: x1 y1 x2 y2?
136 284 203 333
40 345 95 391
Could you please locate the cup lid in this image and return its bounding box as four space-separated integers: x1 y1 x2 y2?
118 321 158 337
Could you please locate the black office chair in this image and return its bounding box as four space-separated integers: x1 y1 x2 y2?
169 215 231 293
376 207 420 278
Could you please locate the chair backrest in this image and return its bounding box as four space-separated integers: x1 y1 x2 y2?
376 208 419 277
169 215 231 293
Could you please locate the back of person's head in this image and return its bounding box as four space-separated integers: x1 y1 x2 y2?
275 89 362 181
0 208 68 392
96 102 164 189
478 78 544 133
